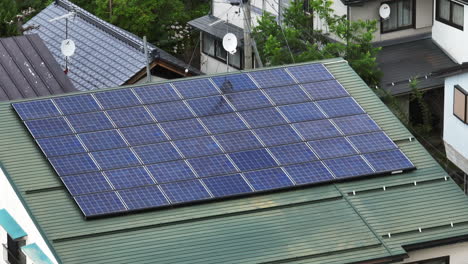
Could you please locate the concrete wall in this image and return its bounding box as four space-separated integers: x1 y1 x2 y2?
349 0 433 42
432 1 468 64
0 168 58 264
200 53 239 74
396 241 468 263
443 72 468 174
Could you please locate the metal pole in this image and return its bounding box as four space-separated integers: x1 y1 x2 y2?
242 0 253 69
278 0 282 27
143 36 151 83
65 18 68 73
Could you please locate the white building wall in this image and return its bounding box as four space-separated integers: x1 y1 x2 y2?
0 168 58 264
443 72 468 174
200 53 239 74
432 1 468 64
396 241 468 263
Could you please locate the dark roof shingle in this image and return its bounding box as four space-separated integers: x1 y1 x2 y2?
0 34 76 101
24 0 200 91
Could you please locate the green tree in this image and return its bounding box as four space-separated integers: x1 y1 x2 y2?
253 0 381 86
0 0 18 37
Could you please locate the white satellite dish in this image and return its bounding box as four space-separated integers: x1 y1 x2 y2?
61 39 76 57
222 33 237 55
379 4 391 20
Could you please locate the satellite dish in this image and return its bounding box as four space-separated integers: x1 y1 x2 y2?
222 33 237 55
379 4 391 20
61 39 76 57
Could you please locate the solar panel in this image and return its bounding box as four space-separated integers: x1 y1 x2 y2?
133 83 180 104
13 61 416 217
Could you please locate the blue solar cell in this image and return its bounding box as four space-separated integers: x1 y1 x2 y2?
200 113 248 134
285 162 334 184
348 132 397 153
302 80 348 100
92 148 140 170
36 135 85 157
25 117 72 138
67 112 114 133
316 97 364 118
75 192 126 217
226 90 273 111
189 155 237 177
212 74 258 92
79 130 127 151
309 137 358 159
160 119 207 140
61 172 113 195
175 136 223 158
269 143 317 165
240 108 287 128
279 102 325 122
293 119 342 140
202 174 252 197
107 106 154 127
172 78 219 98
254 125 301 146
249 68 296 88
244 168 293 191
333 114 381 135
161 180 211 203
147 101 194 122
105 167 155 189
264 85 310 105
287 64 334 83
94 90 141 109
147 160 197 183
118 186 169 210
120 124 167 145
215 130 263 152
363 150 414 172
229 149 277 171
13 100 60 120
133 142 181 164
133 83 180 104
324 155 374 178
49 153 99 176
54 94 101 115
187 96 234 116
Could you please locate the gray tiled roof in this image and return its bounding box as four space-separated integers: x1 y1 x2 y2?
377 38 457 95
188 15 244 45
25 0 200 91
0 34 76 101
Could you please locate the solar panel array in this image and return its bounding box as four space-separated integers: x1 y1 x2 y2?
12 63 415 218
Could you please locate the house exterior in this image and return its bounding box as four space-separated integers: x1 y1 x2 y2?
24 0 200 92
0 34 76 101
1 58 468 263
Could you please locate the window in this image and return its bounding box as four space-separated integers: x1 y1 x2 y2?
454 85 468 123
436 0 464 30
3 235 26 264
202 33 243 69
381 0 415 33
405 256 449 264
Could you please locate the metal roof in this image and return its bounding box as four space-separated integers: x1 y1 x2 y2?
24 0 200 92
2 58 468 264
0 34 76 101
377 38 457 95
188 15 244 44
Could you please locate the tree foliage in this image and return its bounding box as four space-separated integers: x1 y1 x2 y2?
253 0 381 86
0 0 49 37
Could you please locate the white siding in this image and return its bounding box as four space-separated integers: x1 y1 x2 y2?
0 168 58 264
432 1 468 64
443 72 468 174
395 241 468 263
200 53 239 74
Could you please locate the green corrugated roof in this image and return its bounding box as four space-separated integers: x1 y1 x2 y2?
1 58 468 264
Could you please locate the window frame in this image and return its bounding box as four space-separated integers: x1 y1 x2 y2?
405 256 450 264
436 0 464 30
453 85 468 123
381 0 416 34
201 32 243 69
